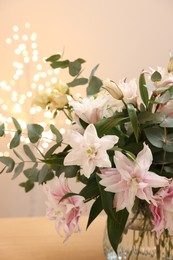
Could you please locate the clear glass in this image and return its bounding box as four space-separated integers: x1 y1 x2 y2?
103 217 173 260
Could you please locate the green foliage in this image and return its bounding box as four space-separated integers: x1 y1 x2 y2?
127 104 139 142
87 196 103 228
45 54 61 62
12 162 24 180
23 144 37 161
27 124 44 143
139 73 149 107
10 130 21 149
1 52 173 256
107 209 129 253
80 177 100 199
151 71 162 82
0 123 5 137
67 78 88 87
19 180 34 192
0 156 15 173
69 58 85 76
50 124 62 143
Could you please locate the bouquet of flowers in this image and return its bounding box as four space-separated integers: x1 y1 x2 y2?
1 53 173 258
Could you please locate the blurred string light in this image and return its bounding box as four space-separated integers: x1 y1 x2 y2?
0 23 69 156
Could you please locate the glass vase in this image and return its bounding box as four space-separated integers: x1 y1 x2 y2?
103 215 173 260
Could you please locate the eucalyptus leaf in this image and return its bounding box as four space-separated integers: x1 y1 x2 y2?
89 64 100 81
50 124 62 143
50 60 69 69
38 164 50 184
163 133 173 152
144 127 164 148
69 58 85 77
160 117 173 128
12 162 24 180
45 54 61 62
12 117 22 132
19 180 34 192
9 130 21 149
13 149 24 161
23 144 37 162
87 76 102 96
0 123 5 137
23 164 39 182
0 156 15 173
151 71 162 82
67 78 88 87
27 124 44 143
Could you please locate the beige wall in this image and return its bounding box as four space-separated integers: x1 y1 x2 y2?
0 0 173 217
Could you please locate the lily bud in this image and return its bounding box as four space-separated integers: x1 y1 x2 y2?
168 57 173 73
102 79 124 100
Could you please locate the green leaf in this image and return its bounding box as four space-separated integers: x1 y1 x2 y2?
160 117 173 128
12 117 22 132
0 156 15 173
12 162 24 180
50 124 62 143
158 91 171 104
9 130 21 149
19 180 34 192
0 123 5 137
64 165 79 178
23 164 39 182
69 58 85 76
163 133 173 152
139 73 149 107
96 175 116 221
59 192 79 203
95 114 128 137
151 71 162 82
45 143 61 158
127 104 139 142
138 112 164 125
23 144 37 162
50 60 69 69
38 164 50 184
107 209 129 253
13 149 24 161
144 127 164 148
27 124 44 143
87 76 102 96
87 196 103 229
45 54 61 62
67 78 88 87
80 177 100 199
153 151 173 164
42 152 65 166
89 64 100 80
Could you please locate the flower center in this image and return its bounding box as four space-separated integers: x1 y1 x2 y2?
86 146 97 158
130 177 138 190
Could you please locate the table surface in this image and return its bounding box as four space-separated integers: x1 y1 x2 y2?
0 215 106 260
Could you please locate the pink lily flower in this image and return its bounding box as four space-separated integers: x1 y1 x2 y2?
44 173 86 241
99 144 169 213
64 124 119 178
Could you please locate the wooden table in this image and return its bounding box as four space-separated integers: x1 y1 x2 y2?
0 216 106 260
